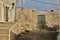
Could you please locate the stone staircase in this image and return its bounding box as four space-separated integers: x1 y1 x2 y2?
0 22 15 40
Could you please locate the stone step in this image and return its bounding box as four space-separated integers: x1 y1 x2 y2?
0 34 9 36
0 36 9 40
0 27 10 29
0 22 16 40
0 29 9 40
0 22 15 29
0 29 9 34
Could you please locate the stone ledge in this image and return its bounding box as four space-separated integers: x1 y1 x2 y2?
0 29 9 34
0 34 9 36
0 36 9 40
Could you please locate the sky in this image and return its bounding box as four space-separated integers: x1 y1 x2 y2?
16 0 58 11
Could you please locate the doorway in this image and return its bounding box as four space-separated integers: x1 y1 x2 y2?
37 15 45 29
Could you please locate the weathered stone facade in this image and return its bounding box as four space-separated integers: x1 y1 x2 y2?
0 0 59 40
15 8 59 30
0 7 59 40
46 9 59 26
0 0 16 40
0 0 16 22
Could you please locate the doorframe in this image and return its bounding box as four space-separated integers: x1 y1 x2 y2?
37 15 45 29
34 13 46 30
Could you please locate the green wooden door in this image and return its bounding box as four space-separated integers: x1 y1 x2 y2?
37 15 45 29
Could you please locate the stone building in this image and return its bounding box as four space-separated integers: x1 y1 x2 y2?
0 0 16 40
0 0 59 40
0 7 59 40
15 8 59 30
0 0 16 22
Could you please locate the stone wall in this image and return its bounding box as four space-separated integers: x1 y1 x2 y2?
15 8 36 30
46 9 59 26
15 8 59 30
